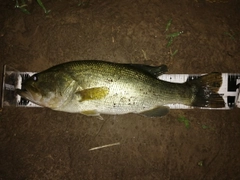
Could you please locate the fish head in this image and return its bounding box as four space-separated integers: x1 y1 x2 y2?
16 70 77 108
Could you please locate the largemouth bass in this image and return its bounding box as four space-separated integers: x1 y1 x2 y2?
16 60 225 118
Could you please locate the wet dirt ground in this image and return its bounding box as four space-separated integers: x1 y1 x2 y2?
0 0 240 179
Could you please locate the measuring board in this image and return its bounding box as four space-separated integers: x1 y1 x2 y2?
1 65 240 109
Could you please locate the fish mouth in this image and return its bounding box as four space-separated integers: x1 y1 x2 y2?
16 88 35 102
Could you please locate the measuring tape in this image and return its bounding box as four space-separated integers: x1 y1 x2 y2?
1 68 240 109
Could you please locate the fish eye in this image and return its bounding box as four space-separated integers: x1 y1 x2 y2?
32 75 38 81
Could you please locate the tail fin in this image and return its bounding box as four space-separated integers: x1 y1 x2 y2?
188 72 225 108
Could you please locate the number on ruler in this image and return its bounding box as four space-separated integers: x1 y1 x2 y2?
227 74 240 108
18 73 30 106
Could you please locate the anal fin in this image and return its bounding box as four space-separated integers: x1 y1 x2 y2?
140 106 170 118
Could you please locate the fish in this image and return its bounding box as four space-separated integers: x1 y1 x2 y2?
16 60 225 119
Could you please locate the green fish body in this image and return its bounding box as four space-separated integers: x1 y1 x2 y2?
16 60 224 118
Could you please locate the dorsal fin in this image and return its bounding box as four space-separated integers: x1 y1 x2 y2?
128 64 168 77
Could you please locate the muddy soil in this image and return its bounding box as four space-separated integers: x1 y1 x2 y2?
0 0 240 179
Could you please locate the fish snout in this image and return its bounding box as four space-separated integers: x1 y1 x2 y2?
16 88 35 102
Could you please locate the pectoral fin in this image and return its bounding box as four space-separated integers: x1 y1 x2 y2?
76 87 109 102
140 106 170 117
